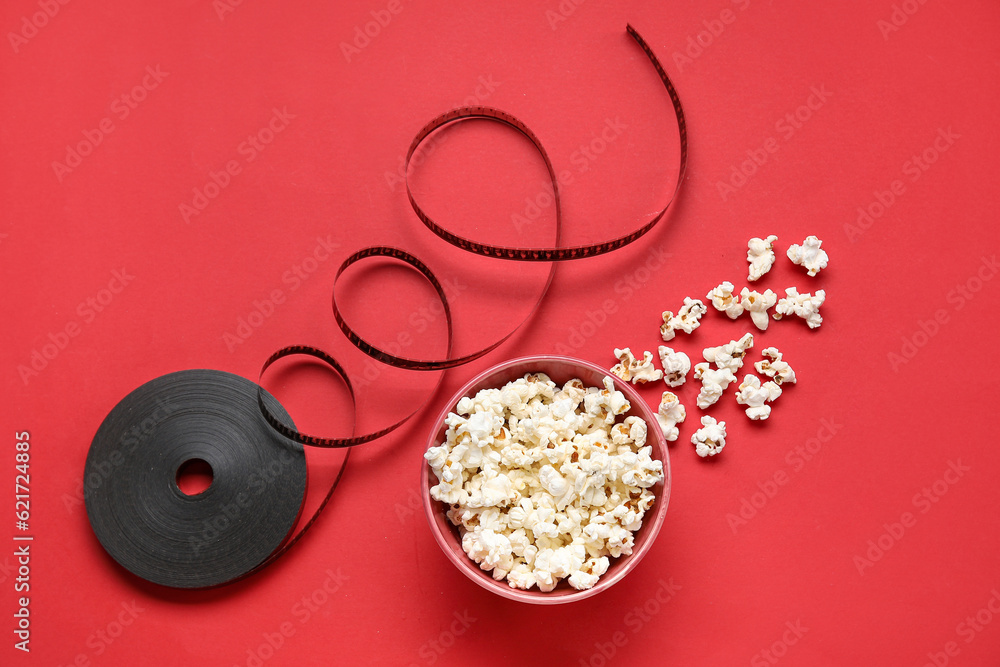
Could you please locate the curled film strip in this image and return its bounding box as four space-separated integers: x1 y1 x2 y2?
84 24 687 588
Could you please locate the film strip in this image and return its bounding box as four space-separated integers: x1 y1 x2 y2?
260 23 688 444
84 24 687 589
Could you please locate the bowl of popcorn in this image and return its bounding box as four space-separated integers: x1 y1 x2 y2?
422 355 670 603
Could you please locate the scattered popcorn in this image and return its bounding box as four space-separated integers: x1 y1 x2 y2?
426 373 664 592
660 297 707 341
567 556 610 590
747 235 778 282
734 374 783 420
754 347 797 385
656 391 686 441
693 362 737 409
657 346 691 387
691 415 727 457
787 235 829 276
706 281 744 319
739 287 777 331
611 348 663 384
774 287 826 329
702 333 755 373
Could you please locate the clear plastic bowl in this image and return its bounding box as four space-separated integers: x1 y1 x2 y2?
421 355 671 604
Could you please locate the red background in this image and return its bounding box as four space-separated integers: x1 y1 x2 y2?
3 0 1000 665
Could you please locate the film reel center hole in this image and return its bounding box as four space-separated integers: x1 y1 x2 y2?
176 458 214 496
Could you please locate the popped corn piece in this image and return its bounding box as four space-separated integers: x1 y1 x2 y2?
610 416 647 448
693 362 737 409
477 508 506 532
568 556 610 591
428 476 466 505
659 312 676 341
702 333 755 373
656 391 686 442
637 488 656 512
456 390 505 417
660 297 707 341
538 465 574 508
691 415 727 458
506 499 533 530
734 374 783 420
467 470 517 508
530 508 560 540
657 345 691 387
611 347 664 384
774 287 826 329
445 410 503 450
424 444 449 471
534 545 586 592
462 528 514 578
707 281 745 319
621 448 664 489
580 376 630 427
747 235 778 281
555 378 587 404
602 375 630 416
446 506 475 531
507 528 532 557
605 524 635 558
507 562 538 590
787 235 829 276
754 347 797 385
739 287 777 331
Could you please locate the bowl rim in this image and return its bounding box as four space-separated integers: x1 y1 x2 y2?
420 354 671 604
